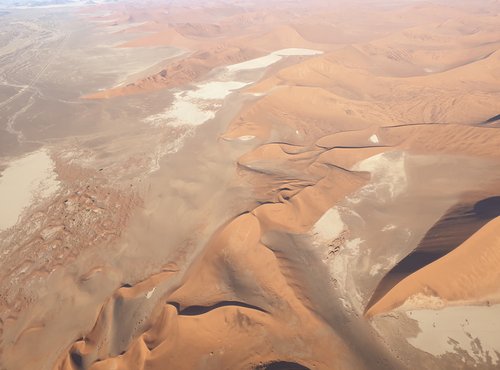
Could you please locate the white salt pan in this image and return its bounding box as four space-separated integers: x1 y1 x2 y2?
226 54 283 72
189 81 250 100
226 48 323 72
0 149 60 231
143 48 324 164
312 207 345 244
352 152 407 200
145 82 250 128
146 48 323 128
407 304 500 364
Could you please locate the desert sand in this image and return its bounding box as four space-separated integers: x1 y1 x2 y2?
0 1 500 370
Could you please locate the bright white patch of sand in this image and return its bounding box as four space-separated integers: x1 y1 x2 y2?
339 297 352 310
407 304 500 364
226 54 283 72
346 195 362 204
146 287 156 299
369 134 379 144
0 149 60 231
148 129 194 173
400 293 446 311
146 48 323 128
370 263 384 276
312 207 345 244
331 237 365 308
311 207 367 308
144 48 323 163
145 95 215 128
238 135 256 141
189 81 250 100
226 48 323 72
145 82 249 128
382 224 397 232
161 98 215 127
352 152 407 200
247 92 266 97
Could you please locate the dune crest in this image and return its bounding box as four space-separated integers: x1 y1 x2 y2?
366 217 500 317
2 1 500 370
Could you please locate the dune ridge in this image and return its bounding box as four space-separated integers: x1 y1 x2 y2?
366 216 500 316
2 1 500 369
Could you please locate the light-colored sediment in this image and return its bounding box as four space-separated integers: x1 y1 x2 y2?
226 48 322 72
143 48 324 133
0 149 59 231
407 304 500 364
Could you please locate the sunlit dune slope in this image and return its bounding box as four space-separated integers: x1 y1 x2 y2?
366 217 500 317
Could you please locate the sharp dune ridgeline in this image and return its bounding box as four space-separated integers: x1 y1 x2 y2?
0 1 500 370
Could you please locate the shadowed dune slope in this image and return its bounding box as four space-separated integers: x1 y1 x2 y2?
366 216 500 317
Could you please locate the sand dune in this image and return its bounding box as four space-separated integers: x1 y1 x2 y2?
2 1 500 370
56 214 367 370
82 45 264 99
367 193 500 311
367 217 500 316
381 124 500 157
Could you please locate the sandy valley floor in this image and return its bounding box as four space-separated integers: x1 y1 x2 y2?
0 1 500 369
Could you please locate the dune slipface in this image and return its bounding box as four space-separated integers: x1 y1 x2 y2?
1 1 500 370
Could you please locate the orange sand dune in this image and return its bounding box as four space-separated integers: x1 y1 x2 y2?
118 26 197 48
3 1 500 370
83 45 260 99
247 46 500 123
227 86 373 144
57 2 500 367
56 214 367 370
235 25 326 52
366 217 500 317
381 124 500 158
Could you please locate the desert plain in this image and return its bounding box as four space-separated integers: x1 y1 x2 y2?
0 0 500 369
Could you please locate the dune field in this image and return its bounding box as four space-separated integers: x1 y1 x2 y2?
0 0 499 369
